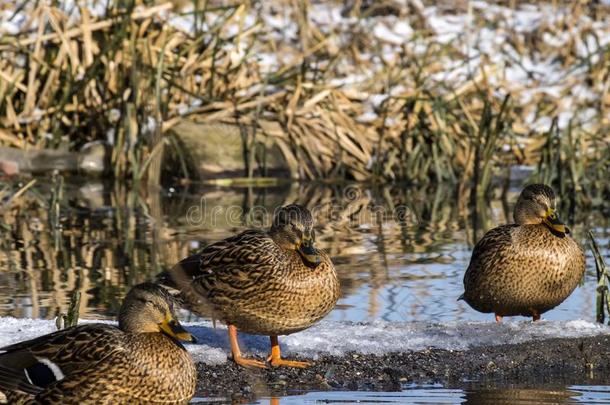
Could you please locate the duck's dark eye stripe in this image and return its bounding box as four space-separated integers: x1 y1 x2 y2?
153 302 166 314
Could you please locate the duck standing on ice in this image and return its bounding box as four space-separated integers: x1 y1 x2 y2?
158 204 340 368
461 184 585 322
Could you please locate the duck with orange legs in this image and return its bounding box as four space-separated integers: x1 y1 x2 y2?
158 204 340 368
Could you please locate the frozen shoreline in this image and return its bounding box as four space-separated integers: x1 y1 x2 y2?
3 316 610 400
1 316 609 365
195 332 610 399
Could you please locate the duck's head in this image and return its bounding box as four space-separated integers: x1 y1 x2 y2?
270 204 321 267
118 283 197 343
514 184 569 235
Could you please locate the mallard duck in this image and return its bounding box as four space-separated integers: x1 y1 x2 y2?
461 184 585 322
159 204 340 369
0 283 197 404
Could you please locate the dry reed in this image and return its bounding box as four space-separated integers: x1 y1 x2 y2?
0 0 608 192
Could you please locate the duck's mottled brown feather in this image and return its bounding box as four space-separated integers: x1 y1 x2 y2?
169 229 340 336
463 223 585 317
1 325 196 405
0 284 197 404
0 324 123 374
29 333 195 405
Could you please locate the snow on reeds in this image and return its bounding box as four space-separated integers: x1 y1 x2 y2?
0 0 608 188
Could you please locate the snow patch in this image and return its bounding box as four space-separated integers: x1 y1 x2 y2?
1 317 608 365
2 1 606 137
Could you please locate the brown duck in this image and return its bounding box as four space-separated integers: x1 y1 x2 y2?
0 283 197 404
159 204 340 368
461 184 585 322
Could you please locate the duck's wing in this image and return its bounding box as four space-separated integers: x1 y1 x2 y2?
159 230 281 311
27 352 126 403
0 363 42 395
0 324 124 395
463 224 517 285
31 348 193 404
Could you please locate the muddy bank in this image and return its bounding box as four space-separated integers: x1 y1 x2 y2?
195 334 610 401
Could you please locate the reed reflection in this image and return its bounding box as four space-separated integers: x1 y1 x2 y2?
0 177 607 323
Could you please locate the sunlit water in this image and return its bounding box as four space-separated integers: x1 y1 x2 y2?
194 385 610 404
1 174 610 403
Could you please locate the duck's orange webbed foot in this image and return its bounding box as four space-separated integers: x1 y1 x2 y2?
228 325 268 369
267 336 312 368
234 355 268 369
267 356 311 368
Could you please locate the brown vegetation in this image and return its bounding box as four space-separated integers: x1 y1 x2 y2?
0 0 608 191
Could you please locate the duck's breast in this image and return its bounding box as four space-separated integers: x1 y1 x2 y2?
463 224 584 315
224 250 340 335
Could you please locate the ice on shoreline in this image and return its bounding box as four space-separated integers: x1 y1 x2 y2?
1 317 608 365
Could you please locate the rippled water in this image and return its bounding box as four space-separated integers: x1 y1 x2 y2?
243 385 610 404
1 175 608 323
1 174 610 404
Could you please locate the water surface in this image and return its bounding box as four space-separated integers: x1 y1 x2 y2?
1 175 610 404
1 176 607 323
194 384 610 404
